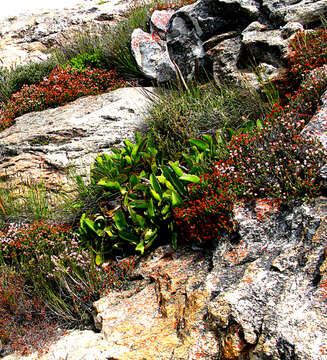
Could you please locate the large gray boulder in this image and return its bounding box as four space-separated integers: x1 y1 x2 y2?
0 87 153 189
262 0 327 26
166 0 260 80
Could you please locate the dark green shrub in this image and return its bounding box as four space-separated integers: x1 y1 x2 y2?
5 60 56 96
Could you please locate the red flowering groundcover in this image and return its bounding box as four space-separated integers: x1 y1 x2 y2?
0 66 127 132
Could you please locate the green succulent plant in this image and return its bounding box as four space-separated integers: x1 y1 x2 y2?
79 133 200 259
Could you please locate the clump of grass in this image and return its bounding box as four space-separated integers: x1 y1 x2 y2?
52 2 152 80
0 180 55 225
146 80 269 159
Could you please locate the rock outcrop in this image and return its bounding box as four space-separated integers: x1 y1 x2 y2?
0 87 153 188
131 0 327 85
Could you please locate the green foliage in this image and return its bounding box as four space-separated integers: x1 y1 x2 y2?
146 81 269 160
0 221 136 329
80 133 200 257
52 2 152 79
68 51 105 70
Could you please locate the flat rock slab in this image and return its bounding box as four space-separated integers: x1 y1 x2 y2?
0 87 153 188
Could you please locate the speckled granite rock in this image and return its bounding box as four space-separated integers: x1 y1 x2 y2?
0 86 153 189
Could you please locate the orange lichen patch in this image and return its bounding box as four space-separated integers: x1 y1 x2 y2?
254 198 281 220
223 240 249 265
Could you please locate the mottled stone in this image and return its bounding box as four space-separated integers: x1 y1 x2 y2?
131 28 175 82
240 21 288 67
150 10 175 39
94 245 219 360
262 0 327 26
281 21 304 39
0 87 153 189
0 0 140 68
207 197 327 359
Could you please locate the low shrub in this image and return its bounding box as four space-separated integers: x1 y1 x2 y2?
80 134 200 257
0 66 127 132
68 51 105 70
0 60 56 103
0 267 58 356
287 29 327 84
174 71 327 243
0 221 136 328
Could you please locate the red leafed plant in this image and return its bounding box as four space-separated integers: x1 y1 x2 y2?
0 66 127 132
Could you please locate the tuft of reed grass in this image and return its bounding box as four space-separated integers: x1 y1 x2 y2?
145 79 270 159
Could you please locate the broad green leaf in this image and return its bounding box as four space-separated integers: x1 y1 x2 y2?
130 174 139 187
128 207 147 228
132 184 147 192
124 139 134 148
171 191 183 207
201 134 213 143
150 174 162 196
150 188 161 202
147 198 155 218
97 179 120 191
135 240 145 254
118 230 138 244
161 204 170 216
182 153 194 168
144 228 157 241
168 161 183 177
162 166 186 196
189 139 209 151
95 254 103 266
131 137 147 160
113 210 128 231
179 174 201 184
124 155 132 165
129 199 148 209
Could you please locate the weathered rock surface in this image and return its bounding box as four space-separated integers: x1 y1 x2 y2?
262 0 327 26
131 28 175 82
0 0 138 68
131 0 327 85
0 87 153 188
